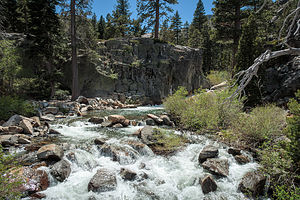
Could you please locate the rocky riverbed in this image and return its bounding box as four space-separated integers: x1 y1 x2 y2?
0 98 267 200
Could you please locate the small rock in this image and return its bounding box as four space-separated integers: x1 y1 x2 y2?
31 117 41 127
198 145 219 163
88 169 117 193
77 96 89 105
147 114 163 125
132 128 142 137
202 158 229 177
113 123 123 128
8 126 23 133
17 137 31 144
88 117 105 124
30 192 46 199
160 115 173 126
44 107 59 115
130 120 137 126
94 138 107 145
40 115 55 122
228 148 241 156
101 120 113 127
201 175 217 194
48 129 61 135
238 171 266 197
120 168 137 181
50 159 71 182
140 126 154 145
37 144 64 162
122 119 130 127
145 118 155 126
234 154 250 164
20 119 34 135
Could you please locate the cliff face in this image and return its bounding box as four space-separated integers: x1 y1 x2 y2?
65 38 209 104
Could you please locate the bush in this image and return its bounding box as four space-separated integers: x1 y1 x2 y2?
164 87 242 132
206 70 231 86
231 104 286 145
0 96 35 121
0 145 23 199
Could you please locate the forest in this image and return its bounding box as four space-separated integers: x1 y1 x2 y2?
0 0 299 199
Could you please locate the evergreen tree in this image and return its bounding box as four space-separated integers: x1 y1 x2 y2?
131 18 145 37
192 0 207 32
16 0 29 33
202 25 214 73
212 0 252 72
160 19 171 42
112 0 131 37
137 0 178 39
97 15 105 39
181 21 189 45
104 13 116 39
91 13 97 32
170 11 182 45
188 26 202 48
2 0 18 32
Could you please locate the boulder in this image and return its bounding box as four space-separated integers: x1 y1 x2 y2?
234 155 250 164
88 117 105 124
228 148 241 156
100 143 138 164
88 169 117 193
30 192 46 199
202 158 229 177
120 168 137 181
37 144 64 162
113 123 123 128
122 119 130 127
0 135 18 146
20 119 34 135
238 171 266 197
108 115 126 124
201 175 217 194
3 114 22 127
8 126 23 133
31 117 41 127
146 118 155 126
147 114 163 125
160 115 173 126
50 159 71 182
17 136 31 144
198 145 219 163
94 138 107 145
43 107 59 115
101 120 114 127
77 96 89 105
48 129 61 135
140 126 154 145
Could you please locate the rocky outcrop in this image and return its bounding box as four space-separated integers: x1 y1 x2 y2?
262 56 300 104
88 169 117 193
64 38 209 104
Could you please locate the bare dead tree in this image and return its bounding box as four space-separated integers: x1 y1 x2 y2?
229 0 300 100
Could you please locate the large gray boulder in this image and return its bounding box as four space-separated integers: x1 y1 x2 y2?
50 159 71 182
88 169 117 193
20 119 34 135
140 126 154 145
198 145 219 163
2 114 22 127
238 171 266 197
202 158 229 177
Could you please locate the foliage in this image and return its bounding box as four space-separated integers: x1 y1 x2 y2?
97 15 106 39
112 0 132 37
0 96 35 121
192 0 207 32
206 70 231 85
164 87 242 132
0 145 23 199
231 104 286 145
170 11 182 45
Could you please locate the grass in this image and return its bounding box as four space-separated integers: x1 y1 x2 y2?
207 70 231 86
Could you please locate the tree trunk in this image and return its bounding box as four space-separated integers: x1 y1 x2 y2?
154 0 160 39
71 0 79 101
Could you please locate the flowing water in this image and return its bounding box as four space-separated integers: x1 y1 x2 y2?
34 106 259 200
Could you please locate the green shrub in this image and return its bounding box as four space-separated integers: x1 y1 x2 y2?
54 89 70 100
207 70 231 86
0 96 35 121
164 87 242 132
0 145 23 199
231 104 286 145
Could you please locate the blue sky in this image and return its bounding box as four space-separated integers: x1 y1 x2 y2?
92 0 214 23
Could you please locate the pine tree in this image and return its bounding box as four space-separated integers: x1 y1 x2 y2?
97 15 105 39
112 0 131 37
91 13 97 32
104 13 116 39
131 18 145 37
170 11 182 45
188 26 202 48
16 0 29 33
213 0 252 72
160 19 171 42
192 0 207 32
2 0 18 32
137 0 178 39
181 21 189 45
